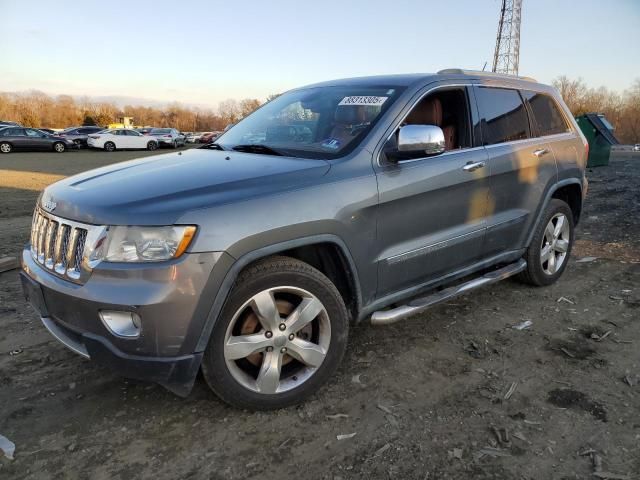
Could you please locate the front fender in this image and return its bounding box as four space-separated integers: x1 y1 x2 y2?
192 234 362 353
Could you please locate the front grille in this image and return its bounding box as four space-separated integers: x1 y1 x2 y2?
30 209 97 283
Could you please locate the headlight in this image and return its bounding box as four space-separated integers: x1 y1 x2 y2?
88 226 196 265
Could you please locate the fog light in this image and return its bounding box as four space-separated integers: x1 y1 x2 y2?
99 310 141 338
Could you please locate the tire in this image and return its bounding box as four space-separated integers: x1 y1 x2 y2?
53 142 65 153
201 256 349 410
147 141 158 151
104 141 116 152
518 198 574 286
0 142 12 154
172 140 178 149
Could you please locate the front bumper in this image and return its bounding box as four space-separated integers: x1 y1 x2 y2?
21 246 234 395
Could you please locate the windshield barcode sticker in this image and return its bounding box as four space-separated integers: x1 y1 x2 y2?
339 96 388 106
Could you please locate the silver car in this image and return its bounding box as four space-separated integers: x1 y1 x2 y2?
148 128 186 148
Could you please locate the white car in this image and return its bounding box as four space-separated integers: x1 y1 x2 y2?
634 144 640 152
186 132 203 143
87 129 159 152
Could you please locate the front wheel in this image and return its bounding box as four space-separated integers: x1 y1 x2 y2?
147 141 158 151
201 256 349 410
518 198 574 286
53 142 65 153
104 141 116 152
172 140 178 149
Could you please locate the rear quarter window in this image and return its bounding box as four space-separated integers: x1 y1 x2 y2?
522 91 571 137
475 87 530 145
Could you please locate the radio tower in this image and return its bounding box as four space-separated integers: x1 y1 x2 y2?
492 0 523 75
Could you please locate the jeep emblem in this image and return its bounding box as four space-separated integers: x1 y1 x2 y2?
43 197 57 212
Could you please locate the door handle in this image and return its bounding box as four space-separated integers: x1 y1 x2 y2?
463 161 485 172
533 148 549 157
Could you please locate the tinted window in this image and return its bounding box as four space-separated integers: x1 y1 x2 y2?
475 87 530 145
125 130 141 136
4 128 25 136
25 129 42 137
522 91 570 136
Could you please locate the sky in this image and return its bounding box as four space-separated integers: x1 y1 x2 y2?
2 0 639 108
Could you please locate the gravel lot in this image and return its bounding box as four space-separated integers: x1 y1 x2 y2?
1 148 639 479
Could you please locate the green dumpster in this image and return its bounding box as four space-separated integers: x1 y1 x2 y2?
575 113 619 167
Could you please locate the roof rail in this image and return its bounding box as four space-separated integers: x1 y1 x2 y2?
437 68 537 82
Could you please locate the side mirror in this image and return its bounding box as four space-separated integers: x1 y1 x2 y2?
397 124 445 156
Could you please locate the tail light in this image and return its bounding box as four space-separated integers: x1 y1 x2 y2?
584 141 589 161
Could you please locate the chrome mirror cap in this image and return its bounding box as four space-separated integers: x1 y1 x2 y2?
397 124 445 155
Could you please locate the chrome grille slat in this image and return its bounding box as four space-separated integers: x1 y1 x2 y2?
44 221 58 268
37 216 48 263
30 208 98 284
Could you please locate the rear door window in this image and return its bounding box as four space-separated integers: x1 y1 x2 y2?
475 87 530 145
5 128 25 136
522 91 570 137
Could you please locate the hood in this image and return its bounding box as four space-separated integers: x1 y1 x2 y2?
41 148 330 225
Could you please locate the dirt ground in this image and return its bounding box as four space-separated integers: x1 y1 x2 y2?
1 148 639 480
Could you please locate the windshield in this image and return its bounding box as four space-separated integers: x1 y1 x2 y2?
215 85 405 159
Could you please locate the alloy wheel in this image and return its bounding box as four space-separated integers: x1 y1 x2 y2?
540 213 570 275
224 286 331 394
0 143 11 153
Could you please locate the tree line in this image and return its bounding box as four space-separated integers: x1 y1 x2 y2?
552 77 639 144
0 91 266 132
0 78 638 142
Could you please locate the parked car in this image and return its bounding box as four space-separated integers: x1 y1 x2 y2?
135 127 154 135
0 126 74 153
87 128 158 151
633 144 640 152
56 126 105 147
148 128 186 148
186 132 203 143
0 120 20 128
21 70 588 410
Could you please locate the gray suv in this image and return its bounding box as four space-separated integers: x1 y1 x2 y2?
21 69 588 410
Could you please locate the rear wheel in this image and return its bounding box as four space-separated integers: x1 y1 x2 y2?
53 142 65 153
0 142 12 154
104 141 116 152
201 256 349 410
147 141 158 151
172 140 178 149
518 198 574 286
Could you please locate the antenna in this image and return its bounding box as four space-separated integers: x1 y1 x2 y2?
492 0 523 75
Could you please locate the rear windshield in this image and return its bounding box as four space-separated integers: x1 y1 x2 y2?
151 128 172 134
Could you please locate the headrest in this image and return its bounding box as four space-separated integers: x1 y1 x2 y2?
334 105 367 125
405 97 443 126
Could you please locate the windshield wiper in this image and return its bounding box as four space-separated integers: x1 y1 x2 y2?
200 142 225 150
231 144 283 156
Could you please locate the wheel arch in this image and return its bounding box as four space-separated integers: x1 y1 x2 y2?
194 234 362 353
524 178 583 248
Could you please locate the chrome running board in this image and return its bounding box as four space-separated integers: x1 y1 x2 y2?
370 259 527 326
